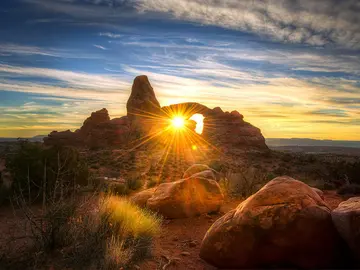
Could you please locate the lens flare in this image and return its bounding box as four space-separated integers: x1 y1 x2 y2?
171 116 185 129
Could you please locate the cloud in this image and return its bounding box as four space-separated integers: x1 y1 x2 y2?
0 43 102 59
99 32 122 38
0 64 131 91
135 0 360 49
93 44 108 50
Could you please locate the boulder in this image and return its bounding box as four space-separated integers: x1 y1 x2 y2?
183 164 212 179
312 187 324 200
332 197 360 261
200 176 345 269
130 188 156 208
189 170 217 181
147 177 224 219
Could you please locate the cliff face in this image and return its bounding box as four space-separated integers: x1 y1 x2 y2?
44 75 268 150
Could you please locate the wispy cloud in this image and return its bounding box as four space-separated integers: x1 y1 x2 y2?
0 64 130 91
0 43 102 59
93 44 108 50
99 32 122 38
135 0 360 49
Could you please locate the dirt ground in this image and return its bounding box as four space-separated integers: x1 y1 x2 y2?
0 191 344 270
140 191 344 270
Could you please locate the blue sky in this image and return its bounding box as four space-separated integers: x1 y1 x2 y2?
1 0 360 139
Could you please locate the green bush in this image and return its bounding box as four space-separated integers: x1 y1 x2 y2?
222 167 268 198
6 141 89 203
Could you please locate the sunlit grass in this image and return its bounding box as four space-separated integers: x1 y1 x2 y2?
101 196 161 238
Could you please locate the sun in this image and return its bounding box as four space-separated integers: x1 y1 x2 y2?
171 116 185 129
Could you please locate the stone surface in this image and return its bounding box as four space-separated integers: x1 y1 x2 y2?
162 102 267 150
332 197 360 261
200 176 345 269
147 177 224 219
44 75 268 151
311 187 324 200
44 109 131 148
126 75 162 133
130 188 156 208
189 170 217 181
183 164 213 179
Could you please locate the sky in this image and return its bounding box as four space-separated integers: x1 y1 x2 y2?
0 0 360 140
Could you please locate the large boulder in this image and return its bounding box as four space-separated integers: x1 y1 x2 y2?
130 188 156 208
332 197 360 262
200 176 345 269
147 177 224 219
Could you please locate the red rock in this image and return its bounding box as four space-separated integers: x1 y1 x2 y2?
332 197 360 262
147 177 224 219
200 176 344 269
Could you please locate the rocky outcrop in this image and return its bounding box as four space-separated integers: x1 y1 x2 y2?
162 102 268 150
44 130 82 146
44 109 130 148
44 75 268 151
332 197 360 262
200 176 345 269
126 75 162 133
146 177 224 218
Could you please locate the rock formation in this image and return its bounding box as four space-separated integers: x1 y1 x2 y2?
332 197 360 262
200 176 346 269
44 75 268 150
126 75 162 133
162 102 267 149
44 108 130 148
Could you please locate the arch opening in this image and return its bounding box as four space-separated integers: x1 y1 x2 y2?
189 114 204 134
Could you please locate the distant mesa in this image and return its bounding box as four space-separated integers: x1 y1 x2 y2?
44 75 268 150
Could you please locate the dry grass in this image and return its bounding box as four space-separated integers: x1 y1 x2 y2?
0 194 162 270
101 195 161 238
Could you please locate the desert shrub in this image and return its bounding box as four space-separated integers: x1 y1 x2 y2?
222 167 268 198
126 176 143 191
108 170 121 178
0 185 10 206
147 176 158 188
90 164 99 169
66 195 161 269
337 184 360 196
208 159 228 173
266 172 277 181
6 141 89 203
108 182 129 196
1 195 161 269
332 161 360 185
